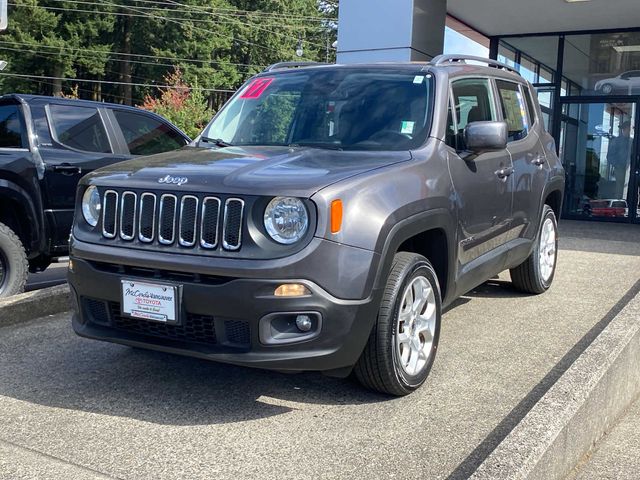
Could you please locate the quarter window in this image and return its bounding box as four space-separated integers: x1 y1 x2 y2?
496 80 529 142
0 104 26 148
49 104 111 153
113 110 187 155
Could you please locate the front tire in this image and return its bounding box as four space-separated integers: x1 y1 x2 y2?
0 222 29 298
354 252 441 396
510 205 558 294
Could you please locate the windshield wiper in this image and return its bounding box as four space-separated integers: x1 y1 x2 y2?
200 136 233 148
288 142 343 151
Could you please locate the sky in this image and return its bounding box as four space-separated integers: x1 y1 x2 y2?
443 27 489 57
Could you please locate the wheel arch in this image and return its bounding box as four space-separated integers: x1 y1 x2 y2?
0 180 43 256
373 208 456 305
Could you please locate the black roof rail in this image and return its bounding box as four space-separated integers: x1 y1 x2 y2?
429 54 520 76
262 61 328 73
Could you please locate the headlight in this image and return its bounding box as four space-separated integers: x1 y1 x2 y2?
82 185 101 227
264 197 309 244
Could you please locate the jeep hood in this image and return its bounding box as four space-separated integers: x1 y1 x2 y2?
84 146 412 197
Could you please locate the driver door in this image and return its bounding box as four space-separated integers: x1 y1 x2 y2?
445 78 514 293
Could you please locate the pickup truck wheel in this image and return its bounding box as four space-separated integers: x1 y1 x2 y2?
354 252 441 396
510 205 558 294
0 222 29 298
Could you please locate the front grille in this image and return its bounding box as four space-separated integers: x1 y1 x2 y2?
80 298 251 348
111 302 218 345
101 190 245 252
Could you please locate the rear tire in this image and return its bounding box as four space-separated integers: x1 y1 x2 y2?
510 205 558 294
354 252 441 396
0 222 29 298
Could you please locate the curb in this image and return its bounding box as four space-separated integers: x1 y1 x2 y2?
0 284 71 327
470 287 640 480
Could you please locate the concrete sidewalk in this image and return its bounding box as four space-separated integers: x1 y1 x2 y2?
567 398 640 480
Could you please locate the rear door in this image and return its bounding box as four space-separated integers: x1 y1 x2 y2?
446 77 514 289
37 102 130 251
497 80 550 240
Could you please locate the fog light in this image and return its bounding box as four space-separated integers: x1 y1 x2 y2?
68 259 74 272
274 284 310 297
295 315 313 332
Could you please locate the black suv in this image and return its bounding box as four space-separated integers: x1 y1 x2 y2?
0 94 189 297
69 57 565 395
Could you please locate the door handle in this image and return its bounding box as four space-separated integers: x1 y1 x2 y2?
495 167 514 179
532 157 546 167
53 164 82 175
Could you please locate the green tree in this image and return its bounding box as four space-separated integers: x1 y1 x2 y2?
140 68 214 138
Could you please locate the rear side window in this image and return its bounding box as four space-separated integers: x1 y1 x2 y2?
49 104 112 153
114 110 187 155
496 80 529 142
0 104 26 148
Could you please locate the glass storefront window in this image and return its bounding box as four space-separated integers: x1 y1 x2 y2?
498 37 559 85
563 32 640 96
520 56 537 84
561 102 635 218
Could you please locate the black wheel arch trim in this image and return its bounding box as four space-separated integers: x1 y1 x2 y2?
0 179 45 255
371 208 456 307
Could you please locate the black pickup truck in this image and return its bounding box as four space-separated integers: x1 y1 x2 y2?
0 94 190 297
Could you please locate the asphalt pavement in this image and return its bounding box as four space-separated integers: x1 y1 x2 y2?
1 221 639 480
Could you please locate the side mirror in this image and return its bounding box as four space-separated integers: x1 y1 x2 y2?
464 121 508 152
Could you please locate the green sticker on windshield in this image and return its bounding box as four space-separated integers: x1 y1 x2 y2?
401 121 415 134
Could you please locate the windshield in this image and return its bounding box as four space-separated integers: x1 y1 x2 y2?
203 68 433 151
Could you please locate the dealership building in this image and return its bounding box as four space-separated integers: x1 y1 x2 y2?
337 0 640 224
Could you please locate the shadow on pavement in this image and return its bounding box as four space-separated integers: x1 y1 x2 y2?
0 323 389 427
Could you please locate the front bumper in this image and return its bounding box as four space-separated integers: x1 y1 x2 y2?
68 244 382 372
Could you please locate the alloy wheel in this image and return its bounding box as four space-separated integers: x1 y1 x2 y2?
395 276 437 376
539 217 557 282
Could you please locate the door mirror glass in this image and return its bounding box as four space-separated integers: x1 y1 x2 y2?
464 121 508 152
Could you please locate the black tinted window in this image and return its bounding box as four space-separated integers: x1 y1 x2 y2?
114 110 186 155
50 104 111 153
0 104 25 148
496 80 529 142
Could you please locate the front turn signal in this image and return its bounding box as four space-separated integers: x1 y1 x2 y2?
330 199 343 234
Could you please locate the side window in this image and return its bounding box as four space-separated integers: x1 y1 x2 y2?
451 78 496 150
0 104 26 148
496 80 529 142
114 110 187 155
49 104 112 153
451 78 496 132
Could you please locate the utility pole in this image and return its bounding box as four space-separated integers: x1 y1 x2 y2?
0 0 6 72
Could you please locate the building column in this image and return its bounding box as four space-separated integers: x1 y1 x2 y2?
336 0 447 63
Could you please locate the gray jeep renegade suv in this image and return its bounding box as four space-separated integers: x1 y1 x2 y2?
68 56 565 396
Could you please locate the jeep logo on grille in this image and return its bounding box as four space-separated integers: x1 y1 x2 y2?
158 175 188 186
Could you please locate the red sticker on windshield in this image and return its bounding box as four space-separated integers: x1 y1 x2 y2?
240 78 273 99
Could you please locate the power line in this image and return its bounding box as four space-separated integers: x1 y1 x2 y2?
99 0 276 52
162 0 326 48
44 0 337 23
0 40 265 69
0 72 236 92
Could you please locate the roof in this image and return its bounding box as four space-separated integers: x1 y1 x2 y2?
0 93 141 111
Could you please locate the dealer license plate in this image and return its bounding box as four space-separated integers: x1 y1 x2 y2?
121 280 178 322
